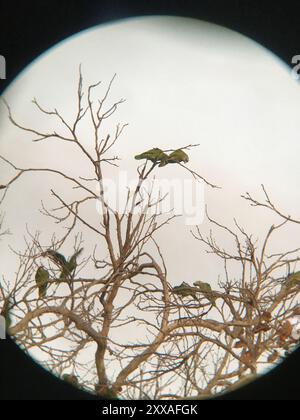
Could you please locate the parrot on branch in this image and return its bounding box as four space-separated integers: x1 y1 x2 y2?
35 267 50 299
285 272 300 291
46 248 83 281
135 148 168 165
59 248 83 281
172 282 197 299
193 281 216 305
159 149 189 167
46 250 67 267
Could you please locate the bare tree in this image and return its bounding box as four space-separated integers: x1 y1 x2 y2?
0 71 299 400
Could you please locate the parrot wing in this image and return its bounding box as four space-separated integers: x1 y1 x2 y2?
59 267 70 280
60 248 83 280
173 282 197 299
168 149 189 164
39 283 47 299
156 151 169 166
69 248 84 264
286 272 300 289
35 267 50 298
68 248 84 270
193 281 216 304
135 148 159 160
158 156 169 167
135 148 166 163
35 267 49 286
193 281 212 293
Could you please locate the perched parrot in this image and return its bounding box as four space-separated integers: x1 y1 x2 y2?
193 281 216 305
46 248 83 281
46 250 67 267
60 248 83 281
63 374 79 387
35 267 49 298
159 149 189 167
172 282 197 299
135 148 168 165
285 272 300 290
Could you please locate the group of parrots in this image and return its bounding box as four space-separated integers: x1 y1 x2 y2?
172 281 217 305
172 272 300 306
35 248 83 299
135 148 189 167
33 148 187 298
34 254 300 302
9 148 300 304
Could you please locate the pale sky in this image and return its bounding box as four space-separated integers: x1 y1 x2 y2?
1 15 300 284
1 16 300 385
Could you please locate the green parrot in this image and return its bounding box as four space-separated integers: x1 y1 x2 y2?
35 267 50 299
159 149 189 167
60 248 83 281
0 296 12 331
193 281 216 305
285 272 300 290
46 250 67 267
135 148 168 165
172 282 197 299
46 248 83 281
63 374 79 387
